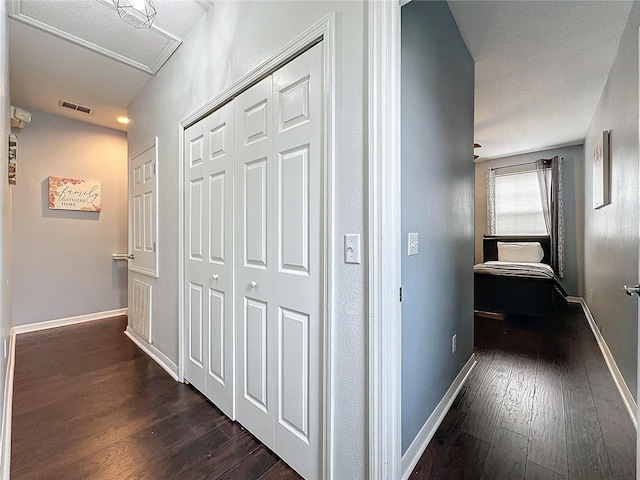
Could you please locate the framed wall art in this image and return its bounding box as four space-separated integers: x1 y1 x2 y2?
592 130 610 209
8 134 16 185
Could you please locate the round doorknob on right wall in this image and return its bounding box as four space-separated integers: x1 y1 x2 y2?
251 281 257 288
212 274 219 280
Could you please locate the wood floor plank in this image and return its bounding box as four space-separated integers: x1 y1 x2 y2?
481 426 528 480
410 306 635 479
564 388 613 479
258 460 303 480
176 432 264 480
11 316 298 480
524 461 566 480
497 355 537 436
593 396 635 480
215 446 281 480
557 336 592 398
409 431 489 480
580 340 616 390
527 362 567 476
462 350 514 442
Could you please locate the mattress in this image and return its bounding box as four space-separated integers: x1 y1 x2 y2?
473 261 555 280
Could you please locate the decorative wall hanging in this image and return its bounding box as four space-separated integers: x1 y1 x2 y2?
48 176 102 212
8 134 16 185
593 130 610 209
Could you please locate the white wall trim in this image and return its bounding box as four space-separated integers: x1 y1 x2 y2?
125 326 179 382
567 296 637 428
12 308 128 335
177 14 336 479
400 355 477 479
0 331 15 480
368 0 402 478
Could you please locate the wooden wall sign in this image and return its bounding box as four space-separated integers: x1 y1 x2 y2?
48 176 102 212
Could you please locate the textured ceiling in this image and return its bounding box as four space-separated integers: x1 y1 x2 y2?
9 0 210 131
448 0 634 161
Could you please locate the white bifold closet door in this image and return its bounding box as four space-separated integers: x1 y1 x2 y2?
184 102 235 420
235 43 322 479
185 42 322 479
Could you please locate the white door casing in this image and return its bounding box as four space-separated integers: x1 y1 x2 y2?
184 102 236 419
129 138 158 278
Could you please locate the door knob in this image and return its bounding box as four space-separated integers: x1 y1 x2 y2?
251 281 257 288
623 284 640 296
212 274 218 280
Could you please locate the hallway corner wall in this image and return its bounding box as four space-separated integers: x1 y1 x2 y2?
401 0 475 454
10 110 128 326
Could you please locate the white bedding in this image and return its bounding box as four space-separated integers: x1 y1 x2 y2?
473 261 555 280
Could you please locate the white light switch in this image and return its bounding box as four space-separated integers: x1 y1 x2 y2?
408 232 419 256
344 234 361 264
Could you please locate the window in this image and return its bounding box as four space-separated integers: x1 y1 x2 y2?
494 170 547 235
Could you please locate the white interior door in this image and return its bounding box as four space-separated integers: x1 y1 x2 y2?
184 103 236 419
129 139 158 277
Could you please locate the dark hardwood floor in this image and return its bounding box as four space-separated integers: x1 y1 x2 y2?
10 316 300 480
410 304 637 480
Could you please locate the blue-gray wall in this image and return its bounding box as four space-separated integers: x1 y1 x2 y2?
401 0 475 453
474 144 585 297
583 2 639 401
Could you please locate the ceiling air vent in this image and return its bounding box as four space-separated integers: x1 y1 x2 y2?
59 100 92 114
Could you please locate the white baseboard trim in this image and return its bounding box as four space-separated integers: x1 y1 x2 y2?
12 308 128 335
1 331 16 479
567 296 637 429
125 326 179 382
401 354 477 480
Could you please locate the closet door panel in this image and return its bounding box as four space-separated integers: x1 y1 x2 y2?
184 103 235 419
204 104 235 419
272 43 323 479
184 121 208 393
234 76 275 447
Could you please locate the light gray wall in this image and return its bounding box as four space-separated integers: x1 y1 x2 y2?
401 0 475 453
474 145 585 296
10 109 128 325
127 2 367 476
0 0 11 450
583 2 639 400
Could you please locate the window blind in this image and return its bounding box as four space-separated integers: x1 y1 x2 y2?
494 170 547 235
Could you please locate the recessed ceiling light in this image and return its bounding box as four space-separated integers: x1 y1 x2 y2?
117 116 131 125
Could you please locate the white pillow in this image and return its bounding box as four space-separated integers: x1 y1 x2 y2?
497 241 544 263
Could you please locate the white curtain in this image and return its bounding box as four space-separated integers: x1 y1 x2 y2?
535 156 564 278
487 167 496 235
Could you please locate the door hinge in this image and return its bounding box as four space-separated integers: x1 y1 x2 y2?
153 242 156 253
153 163 156 174
399 287 402 302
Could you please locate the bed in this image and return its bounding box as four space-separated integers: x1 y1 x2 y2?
474 235 567 317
